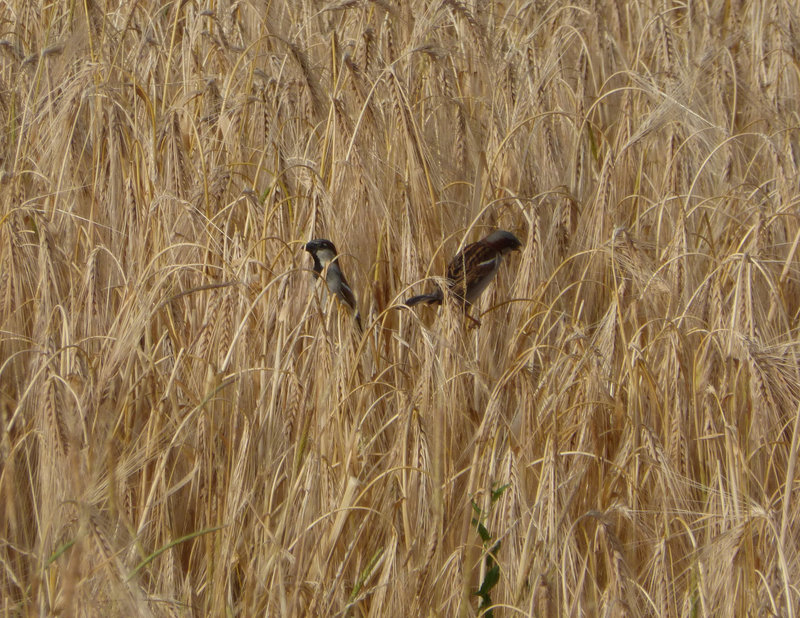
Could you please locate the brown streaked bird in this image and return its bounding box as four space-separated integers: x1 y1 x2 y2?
405 230 522 309
305 238 362 329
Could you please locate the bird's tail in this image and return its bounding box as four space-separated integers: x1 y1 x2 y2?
405 291 443 307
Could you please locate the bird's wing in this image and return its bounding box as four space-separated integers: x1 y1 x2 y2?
446 244 497 285
330 265 358 313
338 279 357 312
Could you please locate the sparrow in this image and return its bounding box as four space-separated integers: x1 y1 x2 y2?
304 238 362 329
405 230 522 309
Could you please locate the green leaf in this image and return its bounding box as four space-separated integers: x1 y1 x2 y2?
45 539 76 567
348 547 384 603
491 483 510 503
127 524 227 581
477 564 500 596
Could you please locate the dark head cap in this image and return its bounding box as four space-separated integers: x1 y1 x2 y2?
305 238 338 254
484 230 522 251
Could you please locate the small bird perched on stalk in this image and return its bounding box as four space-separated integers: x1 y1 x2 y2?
405 230 522 312
304 238 362 330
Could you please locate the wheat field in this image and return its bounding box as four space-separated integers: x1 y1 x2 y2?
2 0 800 615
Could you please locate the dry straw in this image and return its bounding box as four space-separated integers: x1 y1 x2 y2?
1 0 800 615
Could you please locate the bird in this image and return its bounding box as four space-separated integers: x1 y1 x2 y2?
405 230 522 310
304 238 362 329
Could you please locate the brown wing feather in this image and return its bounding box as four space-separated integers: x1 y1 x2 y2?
445 242 498 301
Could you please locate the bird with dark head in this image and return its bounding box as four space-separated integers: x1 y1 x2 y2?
304 238 361 329
405 230 522 310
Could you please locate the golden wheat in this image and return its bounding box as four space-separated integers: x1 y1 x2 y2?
2 0 800 615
